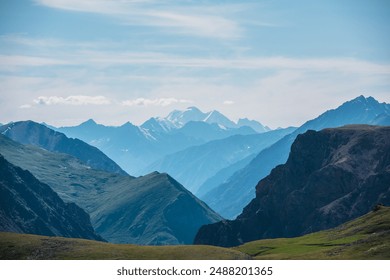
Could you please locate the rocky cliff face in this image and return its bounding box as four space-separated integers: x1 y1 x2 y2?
194 125 390 247
0 155 103 241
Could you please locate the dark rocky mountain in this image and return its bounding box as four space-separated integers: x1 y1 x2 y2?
202 96 390 219
0 155 103 241
144 127 295 195
194 125 390 247
0 135 221 245
0 121 126 175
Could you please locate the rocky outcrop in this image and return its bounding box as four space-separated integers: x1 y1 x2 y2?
194 125 390 247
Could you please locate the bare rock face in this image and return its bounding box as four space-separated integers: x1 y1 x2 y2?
195 125 390 247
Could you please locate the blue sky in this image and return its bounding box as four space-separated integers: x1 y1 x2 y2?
1 0 389 128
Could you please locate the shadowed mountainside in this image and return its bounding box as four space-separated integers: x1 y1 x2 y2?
0 135 221 245
0 155 103 241
201 96 390 219
195 125 390 247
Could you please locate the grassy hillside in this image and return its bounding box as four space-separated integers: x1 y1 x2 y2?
0 135 222 245
1 206 388 260
236 206 390 260
0 232 249 260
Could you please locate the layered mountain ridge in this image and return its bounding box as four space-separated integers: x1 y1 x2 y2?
57 107 268 175
0 133 221 245
0 155 103 241
0 120 126 175
146 106 270 132
194 125 390 247
201 95 390 219
143 127 295 195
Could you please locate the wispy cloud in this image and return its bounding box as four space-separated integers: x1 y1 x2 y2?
19 104 32 109
2 50 390 76
33 0 242 39
4 35 388 76
80 51 390 75
122 97 192 107
0 55 71 68
34 95 111 106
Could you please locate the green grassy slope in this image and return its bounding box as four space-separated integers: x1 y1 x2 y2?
235 206 390 260
0 135 222 245
1 206 388 260
0 232 249 260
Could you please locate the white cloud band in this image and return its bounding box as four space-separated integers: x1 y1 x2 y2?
34 95 111 106
122 97 192 107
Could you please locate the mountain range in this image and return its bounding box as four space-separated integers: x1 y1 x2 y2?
194 125 390 247
56 107 264 175
200 95 390 219
0 132 221 245
144 106 270 132
0 121 126 175
143 127 295 195
1 95 389 252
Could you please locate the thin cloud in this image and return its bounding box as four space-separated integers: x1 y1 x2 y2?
4 35 389 75
0 55 71 68
223 100 235 105
122 97 192 107
81 51 390 75
33 0 242 39
19 104 32 109
34 95 111 106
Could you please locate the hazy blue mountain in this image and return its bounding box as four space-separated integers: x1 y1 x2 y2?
172 121 256 142
0 135 221 245
59 119 171 175
0 155 103 241
148 106 268 131
203 110 237 128
57 120 202 175
141 117 174 134
195 125 390 247
197 154 257 198
158 106 236 129
58 115 258 175
144 127 295 195
164 106 207 128
237 118 271 133
0 121 126 175
371 113 390 126
202 96 390 219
